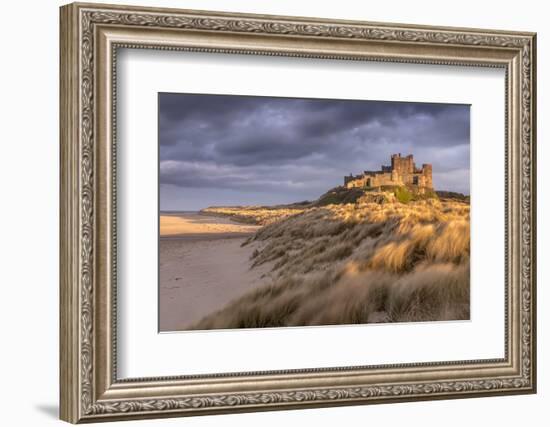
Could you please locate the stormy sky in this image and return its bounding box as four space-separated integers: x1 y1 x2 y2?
159 93 470 211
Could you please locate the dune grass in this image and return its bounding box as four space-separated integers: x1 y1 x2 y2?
191 197 470 329
201 206 305 225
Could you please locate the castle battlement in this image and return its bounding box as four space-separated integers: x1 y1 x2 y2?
344 154 433 190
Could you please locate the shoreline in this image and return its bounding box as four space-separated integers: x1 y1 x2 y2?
159 212 270 332
160 232 256 241
160 211 261 238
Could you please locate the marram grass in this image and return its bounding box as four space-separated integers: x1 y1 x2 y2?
192 197 470 329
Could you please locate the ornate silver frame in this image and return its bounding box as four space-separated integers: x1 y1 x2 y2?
60 2 537 423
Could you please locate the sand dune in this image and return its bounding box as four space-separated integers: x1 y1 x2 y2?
192 198 470 330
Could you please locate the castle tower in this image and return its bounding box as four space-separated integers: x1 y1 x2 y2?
391 153 416 184
406 154 415 174
391 153 399 170
422 164 433 189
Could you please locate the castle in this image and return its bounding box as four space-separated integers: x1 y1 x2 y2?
344 154 433 190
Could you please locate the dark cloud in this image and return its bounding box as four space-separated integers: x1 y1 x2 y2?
159 93 470 210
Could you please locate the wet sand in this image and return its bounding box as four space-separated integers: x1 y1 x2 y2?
159 212 271 332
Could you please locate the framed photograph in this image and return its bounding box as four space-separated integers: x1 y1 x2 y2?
60 2 537 423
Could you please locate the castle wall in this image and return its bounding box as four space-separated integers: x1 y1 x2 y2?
345 172 398 189
370 173 395 187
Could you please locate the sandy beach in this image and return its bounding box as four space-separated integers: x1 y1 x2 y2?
159 212 270 332
160 212 261 237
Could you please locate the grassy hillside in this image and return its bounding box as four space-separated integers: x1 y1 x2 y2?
202 185 439 224
192 196 470 329
200 205 305 226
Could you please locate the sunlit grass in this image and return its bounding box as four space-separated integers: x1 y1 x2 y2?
192 196 470 329
201 206 305 225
